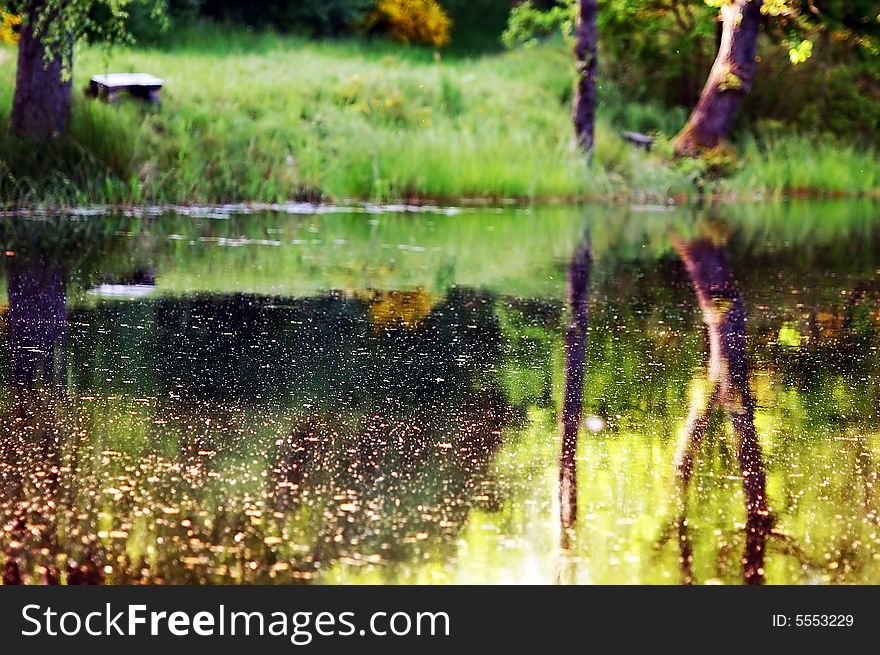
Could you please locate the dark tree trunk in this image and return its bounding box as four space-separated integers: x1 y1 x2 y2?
10 2 73 140
675 237 771 584
672 0 763 155
7 252 68 390
3 557 23 584
559 231 591 534
676 516 694 585
573 0 598 153
2 248 68 585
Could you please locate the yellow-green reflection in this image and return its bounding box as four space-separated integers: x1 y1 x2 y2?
1 201 879 584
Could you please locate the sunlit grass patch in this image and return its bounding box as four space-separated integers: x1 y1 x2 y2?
0 26 878 207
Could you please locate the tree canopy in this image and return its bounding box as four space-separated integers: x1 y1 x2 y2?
0 0 167 74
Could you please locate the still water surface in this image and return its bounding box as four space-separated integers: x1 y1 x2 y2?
1 201 879 584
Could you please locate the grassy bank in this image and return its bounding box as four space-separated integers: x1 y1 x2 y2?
1 26 878 206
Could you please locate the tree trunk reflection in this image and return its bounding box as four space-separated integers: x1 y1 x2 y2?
559 231 591 547
674 237 771 585
1 250 101 584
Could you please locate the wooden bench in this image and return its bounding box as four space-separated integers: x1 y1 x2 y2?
621 131 655 151
86 73 164 104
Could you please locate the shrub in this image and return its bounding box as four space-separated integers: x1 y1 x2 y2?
370 0 451 47
0 11 21 45
501 0 571 50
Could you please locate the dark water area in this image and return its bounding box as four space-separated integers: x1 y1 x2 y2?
1 201 880 585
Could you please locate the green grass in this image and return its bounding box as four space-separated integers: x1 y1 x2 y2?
729 133 880 198
0 25 878 207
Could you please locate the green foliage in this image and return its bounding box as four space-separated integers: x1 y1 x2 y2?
101 0 200 45
498 0 880 144
0 0 167 73
3 27 879 206
197 0 374 37
438 0 516 53
0 32 592 205
0 21 878 205
501 0 573 50
288 0 375 37
439 74 464 116
599 0 717 108
766 1 880 57
786 38 812 64
740 40 880 142
502 0 719 108
598 83 688 135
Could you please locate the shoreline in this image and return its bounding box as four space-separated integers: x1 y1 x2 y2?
3 189 880 215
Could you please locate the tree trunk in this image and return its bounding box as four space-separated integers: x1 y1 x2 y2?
573 0 598 153
672 0 763 155
10 2 72 140
559 231 591 534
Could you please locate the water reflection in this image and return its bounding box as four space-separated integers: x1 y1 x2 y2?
0 203 878 584
7 248 67 390
2 245 64 584
2 242 107 584
672 236 770 585
559 230 591 544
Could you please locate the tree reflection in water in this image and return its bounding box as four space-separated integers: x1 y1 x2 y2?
2 247 102 584
2 207 880 584
558 231 591 550
672 236 771 585
0 222 157 585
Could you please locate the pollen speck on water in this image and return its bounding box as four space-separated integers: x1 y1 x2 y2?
0 204 877 585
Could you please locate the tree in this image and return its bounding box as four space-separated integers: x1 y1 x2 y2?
573 0 598 152
673 235 771 584
9 2 72 140
1 0 164 140
672 0 765 155
671 0 880 154
503 0 598 153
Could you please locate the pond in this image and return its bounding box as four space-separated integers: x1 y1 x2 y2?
1 200 879 585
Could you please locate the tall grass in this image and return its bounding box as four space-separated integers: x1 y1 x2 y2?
729 133 880 198
0 25 877 207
